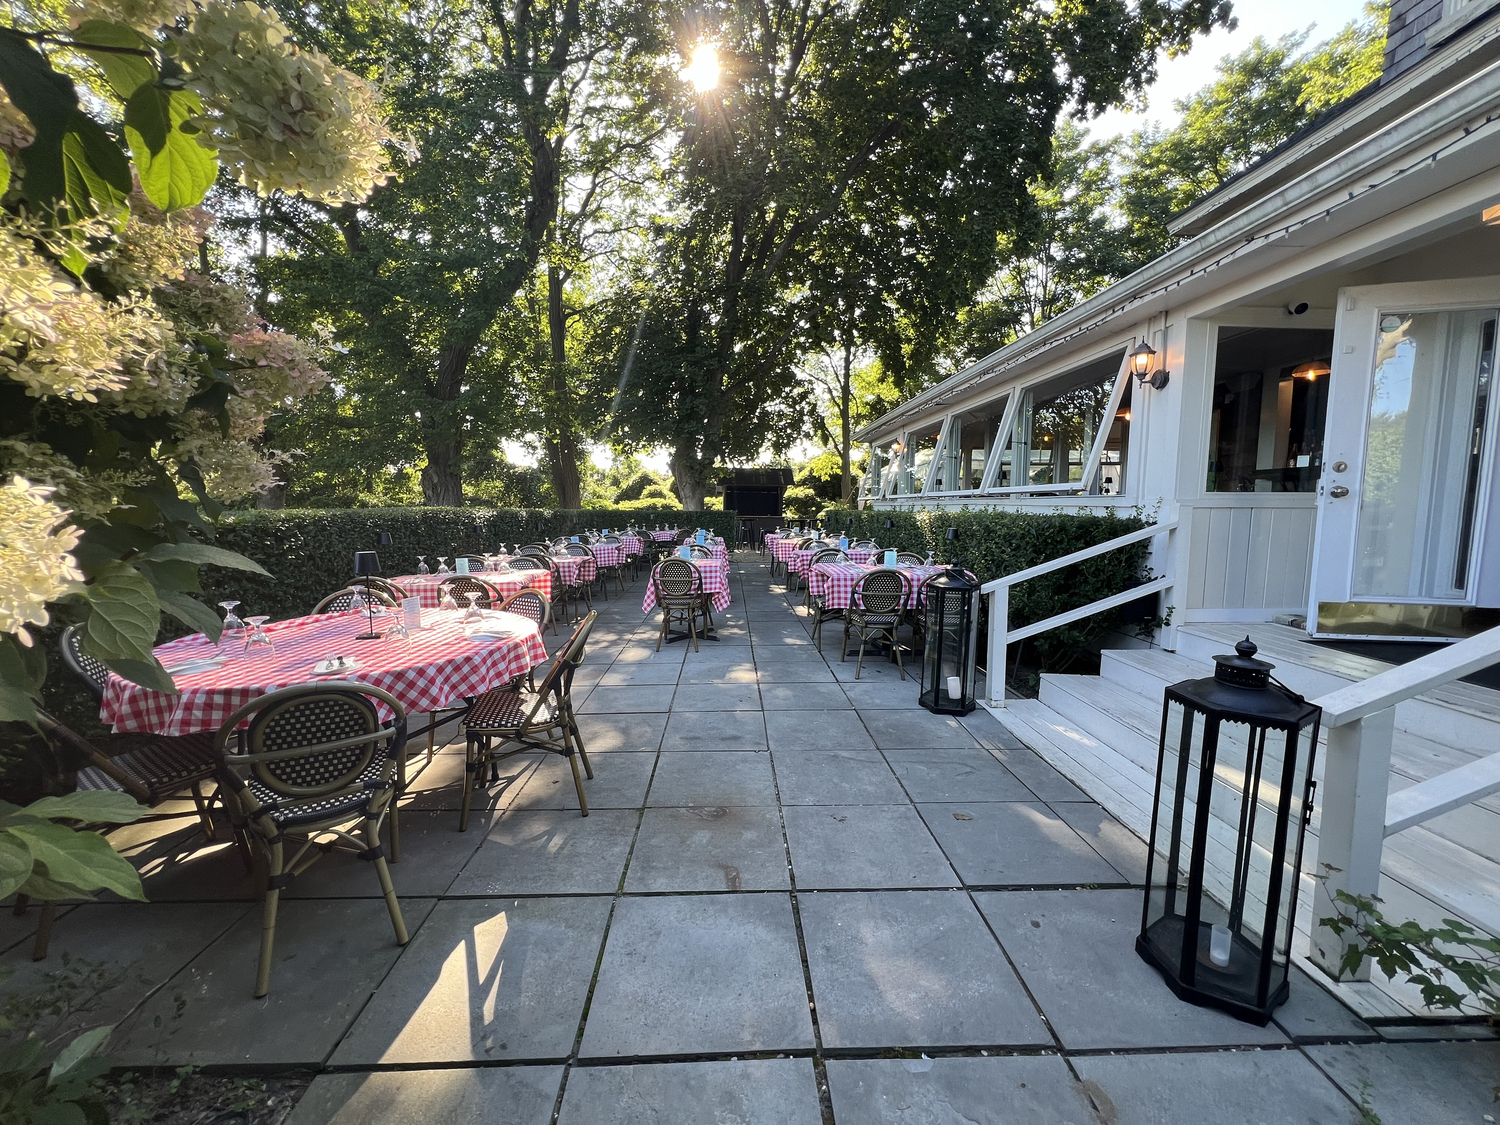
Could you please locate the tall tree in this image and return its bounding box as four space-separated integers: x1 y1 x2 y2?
243 0 666 505
606 0 1231 508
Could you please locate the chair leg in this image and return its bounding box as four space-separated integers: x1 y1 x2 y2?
367 820 409 945
657 609 667 651
840 620 851 662
892 632 905 681
568 753 590 817
855 632 868 679
459 738 480 833
30 900 56 962
566 706 593 778
255 840 284 998
190 781 217 841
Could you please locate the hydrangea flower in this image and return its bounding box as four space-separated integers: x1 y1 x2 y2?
74 0 195 33
0 475 84 647
177 1 397 203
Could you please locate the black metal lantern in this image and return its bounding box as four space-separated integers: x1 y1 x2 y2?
918 567 978 716
1137 638 1321 1024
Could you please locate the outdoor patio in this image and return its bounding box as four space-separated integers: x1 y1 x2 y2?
5 553 1492 1124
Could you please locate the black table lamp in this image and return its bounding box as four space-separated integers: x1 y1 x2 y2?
353 551 383 640
945 525 959 566
376 530 393 548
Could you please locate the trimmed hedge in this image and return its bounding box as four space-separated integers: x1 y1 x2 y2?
820 507 1163 682
201 507 739 621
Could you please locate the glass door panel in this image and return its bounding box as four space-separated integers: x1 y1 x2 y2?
1353 309 1497 601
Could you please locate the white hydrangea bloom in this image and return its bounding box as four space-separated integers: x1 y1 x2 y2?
178 1 397 203
74 0 195 32
0 476 84 647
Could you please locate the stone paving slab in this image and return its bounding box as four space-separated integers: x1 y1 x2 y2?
510 750 657 812
286 1066 563 1125
1047 800 1149 883
661 710 768 751
858 709 981 749
286 810 486 898
331 897 610 1065
579 893 814 1058
982 745 1089 800
646 750 776 806
800 890 1050 1048
974 890 1289 1050
575 712 667 752
1304 1040 1500 1124
112 897 438 1067
671 682 762 710
557 1058 823 1124
625 806 790 892
577 685 677 713
1072 1049 1356 1124
771 749 910 805
448 809 637 896
782 804 958 889
884 747 1036 802
826 1055 1092 1124
918 801 1126 886
759 682 852 709
1272 967 1378 1042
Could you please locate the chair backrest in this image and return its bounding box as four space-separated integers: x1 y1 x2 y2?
601 535 623 544
439 574 500 607
687 544 713 559
215 683 406 825
506 554 545 571
498 588 551 630
35 710 149 803
564 543 594 558
59 625 111 702
523 611 597 725
854 539 879 549
654 557 701 599
522 543 551 554
796 537 815 549
809 548 846 566
354 575 410 601
854 567 907 615
896 552 926 567
313 586 396 615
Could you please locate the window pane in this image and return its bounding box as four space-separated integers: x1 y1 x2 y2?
896 423 942 495
933 396 1009 492
1354 309 1497 600
1095 379 1131 495
863 441 892 499
1017 354 1121 487
1206 327 1333 493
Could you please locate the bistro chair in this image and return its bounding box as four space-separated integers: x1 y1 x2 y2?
687 543 713 560
596 535 627 597
312 586 396 615
454 555 486 571
854 539 879 549
896 551 927 567
552 555 594 622
521 542 552 555
439 574 502 608
460 611 597 829
507 554 547 571
213 682 410 998
498 589 555 663
805 547 849 640
353 575 410 602
653 557 710 652
841 567 909 680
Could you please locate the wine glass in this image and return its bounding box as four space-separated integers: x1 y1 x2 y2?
460 593 484 625
436 556 451 575
217 600 244 647
438 585 458 612
243 616 273 655
416 555 429 575
348 586 368 614
382 607 410 646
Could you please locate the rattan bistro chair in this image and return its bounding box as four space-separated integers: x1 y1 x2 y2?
653 558 710 652
351 575 410 603
460 611 597 828
687 543 713 560
841 568 909 680
497 589 553 684
896 551 927 567
806 547 848 643
596 535 627 597
214 682 410 998
312 586 397 615
439 574 502 608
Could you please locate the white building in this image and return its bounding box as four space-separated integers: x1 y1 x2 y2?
857 0 1500 1018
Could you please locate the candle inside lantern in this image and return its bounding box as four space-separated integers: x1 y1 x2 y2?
946 675 961 700
1209 924 1232 967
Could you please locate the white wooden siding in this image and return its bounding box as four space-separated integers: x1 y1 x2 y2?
1185 499 1317 613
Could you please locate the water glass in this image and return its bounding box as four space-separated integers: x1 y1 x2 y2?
383 607 410 646
217 600 244 647
243 615 274 655
416 555 429 575
437 556 451 575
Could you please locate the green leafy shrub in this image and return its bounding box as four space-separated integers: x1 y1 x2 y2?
198 507 740 621
822 507 1162 682
0 791 147 905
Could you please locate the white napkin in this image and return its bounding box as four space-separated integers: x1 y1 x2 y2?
165 655 228 676
313 656 360 675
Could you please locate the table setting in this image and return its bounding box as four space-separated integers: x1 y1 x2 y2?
392 567 553 608
642 555 733 614
807 559 967 611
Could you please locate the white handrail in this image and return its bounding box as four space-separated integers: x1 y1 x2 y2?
981 518 1177 708
1311 623 1500 726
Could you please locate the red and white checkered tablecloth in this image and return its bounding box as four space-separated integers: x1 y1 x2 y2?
649 529 680 542
769 536 804 564
786 545 884 577
681 537 728 562
591 543 627 569
391 570 552 609
807 562 960 611
100 610 548 737
642 558 732 614
549 555 598 587
618 535 644 556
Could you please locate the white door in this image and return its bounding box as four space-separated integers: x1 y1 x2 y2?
1309 278 1500 637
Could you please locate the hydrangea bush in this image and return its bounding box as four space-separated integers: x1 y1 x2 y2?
0 1 398 721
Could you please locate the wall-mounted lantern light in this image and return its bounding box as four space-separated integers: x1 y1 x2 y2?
1129 341 1171 390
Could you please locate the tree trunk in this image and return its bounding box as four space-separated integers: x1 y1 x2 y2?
839 337 853 506
544 264 583 509
420 342 472 506
670 443 712 511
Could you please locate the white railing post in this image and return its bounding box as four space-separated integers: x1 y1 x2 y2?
985 585 1009 708
1310 706 1396 980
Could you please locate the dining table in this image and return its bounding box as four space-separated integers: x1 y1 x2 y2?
787 545 882 577
100 608 548 737
391 568 552 609
648 529 681 542
590 541 628 569
641 556 733 615
807 560 966 611
683 536 729 562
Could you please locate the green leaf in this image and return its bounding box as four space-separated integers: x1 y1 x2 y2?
0 148 9 196
60 112 132 216
0 30 78 206
138 542 271 576
0 835 33 901
102 656 178 695
49 1025 112 1087
135 557 203 594
126 88 216 212
83 561 161 662
158 590 222 642
0 636 43 724
31 1100 87 1125
25 792 146 826
73 20 156 99
9 823 146 901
